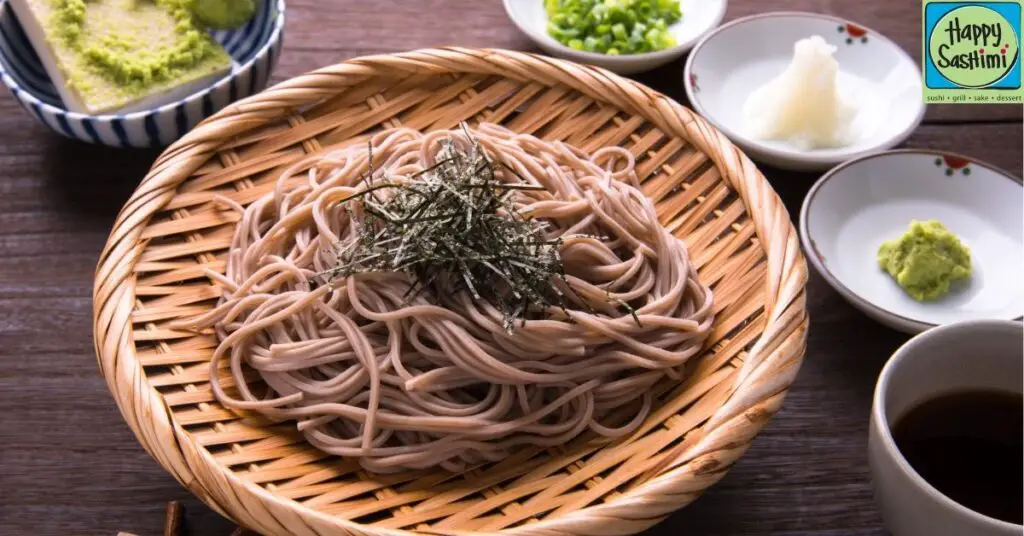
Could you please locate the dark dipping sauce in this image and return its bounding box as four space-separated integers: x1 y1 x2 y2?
892 390 1024 525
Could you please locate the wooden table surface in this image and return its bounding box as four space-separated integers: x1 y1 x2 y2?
0 1 1020 535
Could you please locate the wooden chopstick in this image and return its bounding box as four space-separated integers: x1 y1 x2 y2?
163 501 183 536
119 500 257 535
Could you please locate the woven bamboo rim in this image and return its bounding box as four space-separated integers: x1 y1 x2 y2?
93 47 808 536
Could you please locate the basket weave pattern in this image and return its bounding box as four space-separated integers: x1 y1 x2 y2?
93 48 808 536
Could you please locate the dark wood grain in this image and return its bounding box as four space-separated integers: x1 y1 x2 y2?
0 1 1019 535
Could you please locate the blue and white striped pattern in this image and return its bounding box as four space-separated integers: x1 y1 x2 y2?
0 0 285 147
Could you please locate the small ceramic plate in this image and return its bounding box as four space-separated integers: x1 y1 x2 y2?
801 150 1024 334
504 0 727 75
684 12 924 171
0 0 285 147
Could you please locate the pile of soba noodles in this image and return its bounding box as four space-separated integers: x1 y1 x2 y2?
182 123 714 473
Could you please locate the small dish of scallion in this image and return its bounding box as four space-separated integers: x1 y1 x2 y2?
504 0 727 74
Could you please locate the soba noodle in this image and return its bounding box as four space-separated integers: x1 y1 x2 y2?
182 123 714 473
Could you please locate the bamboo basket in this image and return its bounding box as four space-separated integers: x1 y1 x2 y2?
93 48 808 536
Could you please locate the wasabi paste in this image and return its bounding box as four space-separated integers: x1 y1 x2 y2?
46 0 231 98
877 220 972 301
189 0 256 29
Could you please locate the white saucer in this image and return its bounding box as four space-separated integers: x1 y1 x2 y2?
504 0 727 74
684 12 925 171
800 150 1024 333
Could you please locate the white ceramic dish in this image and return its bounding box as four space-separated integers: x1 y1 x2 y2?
870 319 1022 536
800 150 1024 334
684 12 925 171
503 0 726 75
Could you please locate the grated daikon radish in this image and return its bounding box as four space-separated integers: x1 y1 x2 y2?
743 35 858 150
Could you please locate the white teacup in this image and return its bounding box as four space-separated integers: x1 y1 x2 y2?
869 319 1023 536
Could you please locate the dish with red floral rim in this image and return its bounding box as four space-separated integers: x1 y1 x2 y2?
800 149 1023 334
684 12 925 171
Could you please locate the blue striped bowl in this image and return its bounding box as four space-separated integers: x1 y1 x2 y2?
0 0 285 147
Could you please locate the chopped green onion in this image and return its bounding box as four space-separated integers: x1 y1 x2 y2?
543 0 682 56
611 22 627 40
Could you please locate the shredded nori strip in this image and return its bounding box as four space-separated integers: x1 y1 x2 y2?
321 129 579 332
